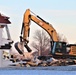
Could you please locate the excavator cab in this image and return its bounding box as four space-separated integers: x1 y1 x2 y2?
51 41 67 55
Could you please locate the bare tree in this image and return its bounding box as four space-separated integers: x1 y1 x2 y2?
31 29 51 56
31 30 68 56
57 33 68 43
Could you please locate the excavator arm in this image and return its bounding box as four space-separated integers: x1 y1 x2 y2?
14 9 66 57
14 9 61 55
15 9 59 55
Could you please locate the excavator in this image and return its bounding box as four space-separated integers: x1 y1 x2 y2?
15 9 76 59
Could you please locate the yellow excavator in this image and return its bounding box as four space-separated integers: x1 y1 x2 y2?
15 9 76 59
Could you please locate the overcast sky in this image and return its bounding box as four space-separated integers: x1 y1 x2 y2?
0 0 76 44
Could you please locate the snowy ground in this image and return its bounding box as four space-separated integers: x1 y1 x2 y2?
0 68 76 75
1 65 76 71
0 70 71 75
0 66 76 75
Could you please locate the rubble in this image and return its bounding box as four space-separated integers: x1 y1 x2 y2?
10 56 76 67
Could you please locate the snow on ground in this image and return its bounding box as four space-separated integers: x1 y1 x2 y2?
0 66 76 75
0 69 76 75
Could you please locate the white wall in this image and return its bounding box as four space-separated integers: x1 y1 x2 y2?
0 28 3 45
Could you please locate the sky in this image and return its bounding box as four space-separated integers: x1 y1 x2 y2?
0 0 76 45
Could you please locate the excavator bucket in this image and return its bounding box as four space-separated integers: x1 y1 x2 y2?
24 44 32 52
14 42 23 54
14 42 32 55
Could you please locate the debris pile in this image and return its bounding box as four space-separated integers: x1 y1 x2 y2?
10 56 76 67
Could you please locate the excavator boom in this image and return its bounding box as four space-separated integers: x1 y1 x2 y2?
23 9 58 42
